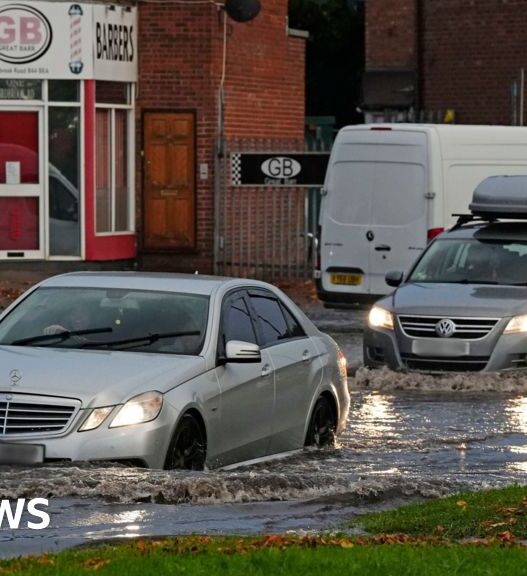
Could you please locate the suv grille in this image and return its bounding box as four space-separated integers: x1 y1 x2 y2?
398 315 499 340
0 400 76 436
401 354 489 372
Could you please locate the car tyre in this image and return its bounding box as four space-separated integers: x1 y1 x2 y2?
164 413 206 470
305 396 336 447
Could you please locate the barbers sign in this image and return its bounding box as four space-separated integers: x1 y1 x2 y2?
0 1 137 80
231 152 330 187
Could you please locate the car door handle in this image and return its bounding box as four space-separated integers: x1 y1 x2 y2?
302 350 311 362
375 244 391 252
261 364 272 377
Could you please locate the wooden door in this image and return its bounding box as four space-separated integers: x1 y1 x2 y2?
143 112 195 250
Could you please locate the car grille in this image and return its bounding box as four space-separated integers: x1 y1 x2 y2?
401 354 489 372
398 315 499 340
0 400 76 436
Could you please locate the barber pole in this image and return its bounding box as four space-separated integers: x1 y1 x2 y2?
68 4 83 74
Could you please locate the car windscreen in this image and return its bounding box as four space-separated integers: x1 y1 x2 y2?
0 287 209 355
408 238 527 285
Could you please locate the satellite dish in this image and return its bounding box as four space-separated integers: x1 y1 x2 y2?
224 0 261 23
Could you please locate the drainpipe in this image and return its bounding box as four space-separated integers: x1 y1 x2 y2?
415 0 424 118
213 10 227 275
520 68 525 126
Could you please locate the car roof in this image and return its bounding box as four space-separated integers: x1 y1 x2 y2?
438 221 527 242
39 272 274 296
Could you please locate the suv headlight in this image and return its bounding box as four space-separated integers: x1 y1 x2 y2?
368 306 394 330
109 391 163 428
504 314 527 334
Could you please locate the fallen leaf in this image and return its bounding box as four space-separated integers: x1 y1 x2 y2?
83 558 110 571
497 530 516 544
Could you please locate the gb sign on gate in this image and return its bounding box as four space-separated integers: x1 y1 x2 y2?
231 152 329 187
261 157 302 181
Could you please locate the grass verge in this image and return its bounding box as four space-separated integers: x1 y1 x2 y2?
353 485 527 541
2 487 527 575
1 536 527 576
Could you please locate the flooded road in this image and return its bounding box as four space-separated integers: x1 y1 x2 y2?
2 384 527 557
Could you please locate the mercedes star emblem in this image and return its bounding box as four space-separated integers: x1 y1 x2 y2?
9 369 21 386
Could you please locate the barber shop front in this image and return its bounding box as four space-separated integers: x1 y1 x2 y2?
0 1 137 261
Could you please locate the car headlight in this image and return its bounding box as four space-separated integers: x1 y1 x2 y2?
504 314 527 334
109 391 163 428
79 406 114 432
368 306 394 330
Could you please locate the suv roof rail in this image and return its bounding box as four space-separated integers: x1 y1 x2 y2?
450 213 497 230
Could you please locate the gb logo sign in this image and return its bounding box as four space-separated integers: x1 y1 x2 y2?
0 4 53 64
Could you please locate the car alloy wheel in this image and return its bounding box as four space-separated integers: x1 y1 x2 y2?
165 414 206 470
306 396 336 447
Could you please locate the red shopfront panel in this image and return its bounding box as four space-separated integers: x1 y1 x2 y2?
0 198 39 250
0 112 39 184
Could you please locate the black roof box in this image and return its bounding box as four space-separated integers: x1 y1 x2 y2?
470 175 527 218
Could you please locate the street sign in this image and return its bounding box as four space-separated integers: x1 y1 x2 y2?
231 152 330 187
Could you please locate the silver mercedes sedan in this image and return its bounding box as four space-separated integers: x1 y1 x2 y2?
0 273 349 469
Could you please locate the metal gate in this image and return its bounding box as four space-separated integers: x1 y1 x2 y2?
215 138 327 281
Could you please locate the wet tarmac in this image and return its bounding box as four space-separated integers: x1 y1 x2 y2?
2 385 527 557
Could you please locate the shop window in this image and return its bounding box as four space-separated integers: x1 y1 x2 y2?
48 81 80 103
96 108 131 233
48 108 81 257
96 110 111 232
0 111 39 184
114 110 129 231
96 81 130 105
0 80 42 101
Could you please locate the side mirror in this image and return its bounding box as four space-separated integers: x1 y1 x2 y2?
225 340 261 363
385 271 404 288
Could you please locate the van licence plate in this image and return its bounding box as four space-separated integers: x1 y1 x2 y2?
0 443 44 465
330 273 362 286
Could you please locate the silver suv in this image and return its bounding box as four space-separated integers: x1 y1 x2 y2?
364 175 527 373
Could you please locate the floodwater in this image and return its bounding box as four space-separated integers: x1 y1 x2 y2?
2 380 527 557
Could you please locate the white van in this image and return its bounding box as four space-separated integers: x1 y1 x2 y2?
316 124 527 306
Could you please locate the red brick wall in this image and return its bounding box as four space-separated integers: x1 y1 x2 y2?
137 3 216 272
217 0 305 139
366 0 416 69
137 1 305 274
422 0 524 124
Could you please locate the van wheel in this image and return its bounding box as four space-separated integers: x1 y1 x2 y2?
164 414 206 470
305 396 337 447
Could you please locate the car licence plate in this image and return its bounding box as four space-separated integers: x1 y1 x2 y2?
330 273 362 286
0 443 44 465
412 339 470 357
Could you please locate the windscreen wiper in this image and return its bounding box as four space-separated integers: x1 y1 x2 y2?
11 327 114 347
78 330 201 350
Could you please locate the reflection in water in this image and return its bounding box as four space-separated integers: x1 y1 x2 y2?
1 391 527 506
505 461 527 474
353 393 399 437
506 397 527 434
73 509 146 527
